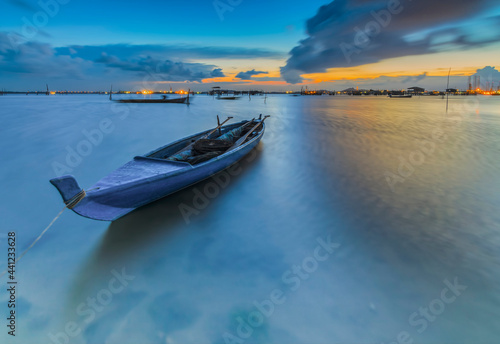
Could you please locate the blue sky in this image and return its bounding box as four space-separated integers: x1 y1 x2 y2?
1 0 500 91
1 0 325 48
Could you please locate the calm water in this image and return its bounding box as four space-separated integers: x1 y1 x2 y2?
0 94 499 344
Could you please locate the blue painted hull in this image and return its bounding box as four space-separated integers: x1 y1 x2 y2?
50 120 265 221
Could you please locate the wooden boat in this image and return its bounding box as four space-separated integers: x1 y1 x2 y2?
217 95 240 100
50 116 269 221
115 96 188 104
388 94 412 98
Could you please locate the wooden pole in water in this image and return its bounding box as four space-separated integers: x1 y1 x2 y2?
109 85 113 101
446 68 451 113
46 84 49 95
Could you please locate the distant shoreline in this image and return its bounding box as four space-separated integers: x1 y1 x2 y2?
1 91 498 96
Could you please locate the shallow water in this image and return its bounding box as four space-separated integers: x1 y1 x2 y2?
0 94 499 344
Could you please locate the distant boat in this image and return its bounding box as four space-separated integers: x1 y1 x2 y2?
115 95 188 104
217 95 240 100
388 94 412 98
50 116 269 221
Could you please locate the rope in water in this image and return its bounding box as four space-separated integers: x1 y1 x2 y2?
0 189 87 279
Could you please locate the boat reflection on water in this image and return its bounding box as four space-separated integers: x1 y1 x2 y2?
115 95 189 103
68 145 264 294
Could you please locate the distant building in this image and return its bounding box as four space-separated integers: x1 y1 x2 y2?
340 87 371 95
341 87 357 93
408 86 425 94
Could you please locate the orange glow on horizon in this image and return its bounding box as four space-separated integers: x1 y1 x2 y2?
137 49 500 89
303 66 479 84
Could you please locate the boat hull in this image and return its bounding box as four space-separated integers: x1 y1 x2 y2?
50 120 265 221
388 95 412 98
217 96 240 100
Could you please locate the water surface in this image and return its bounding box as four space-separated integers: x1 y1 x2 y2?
0 94 499 344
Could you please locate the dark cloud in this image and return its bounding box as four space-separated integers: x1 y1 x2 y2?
402 72 427 84
0 32 86 78
210 68 225 77
473 66 500 88
56 43 284 61
0 32 235 84
235 69 269 80
281 0 500 83
94 52 222 82
473 66 500 80
249 76 284 82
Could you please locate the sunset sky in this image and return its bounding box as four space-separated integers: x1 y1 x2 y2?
1 0 500 91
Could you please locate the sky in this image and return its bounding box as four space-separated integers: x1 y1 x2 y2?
1 0 500 91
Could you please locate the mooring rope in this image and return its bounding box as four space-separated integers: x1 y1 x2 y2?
65 189 87 209
0 189 87 279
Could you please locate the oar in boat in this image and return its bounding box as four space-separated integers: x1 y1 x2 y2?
170 116 234 156
230 115 270 150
